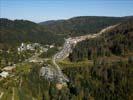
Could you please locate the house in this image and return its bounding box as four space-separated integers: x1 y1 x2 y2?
49 45 54 48
0 71 9 78
26 44 33 50
40 47 48 53
45 45 49 48
18 43 27 52
18 42 43 52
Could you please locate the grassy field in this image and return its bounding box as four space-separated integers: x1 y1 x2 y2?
58 58 93 68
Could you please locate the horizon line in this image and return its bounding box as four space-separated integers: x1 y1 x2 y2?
0 15 133 23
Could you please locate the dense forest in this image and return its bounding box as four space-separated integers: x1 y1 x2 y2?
3 58 131 100
40 16 130 36
0 16 132 49
10 17 132 100
0 16 133 100
18 17 132 100
0 18 64 49
69 18 133 62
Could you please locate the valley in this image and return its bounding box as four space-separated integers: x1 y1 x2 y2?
0 16 133 100
1 0 133 99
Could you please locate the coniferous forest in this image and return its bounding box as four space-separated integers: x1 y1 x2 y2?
0 16 133 100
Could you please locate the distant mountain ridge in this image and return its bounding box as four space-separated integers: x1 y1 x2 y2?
39 20 64 25
0 16 133 49
39 16 132 36
0 18 64 49
69 18 133 62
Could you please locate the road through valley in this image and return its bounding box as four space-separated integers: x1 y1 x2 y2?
52 24 118 84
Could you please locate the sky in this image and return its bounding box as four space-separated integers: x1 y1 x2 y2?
0 0 133 22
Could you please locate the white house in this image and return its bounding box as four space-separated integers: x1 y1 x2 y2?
18 43 27 52
27 44 35 50
50 45 54 48
0 71 9 78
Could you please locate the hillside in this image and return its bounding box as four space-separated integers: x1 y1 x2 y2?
0 17 133 100
0 18 64 49
69 17 133 62
0 16 132 49
39 16 130 36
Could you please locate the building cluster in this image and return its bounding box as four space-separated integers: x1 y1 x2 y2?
17 43 55 53
44 44 55 49
18 43 40 52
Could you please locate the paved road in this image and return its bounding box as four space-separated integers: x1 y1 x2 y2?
0 92 4 99
52 24 118 83
12 88 15 100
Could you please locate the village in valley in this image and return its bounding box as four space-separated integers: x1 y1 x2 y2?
0 0 133 99
0 25 116 85
0 18 133 99
0 42 55 79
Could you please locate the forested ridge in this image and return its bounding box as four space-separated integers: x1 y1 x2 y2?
0 16 132 49
40 16 130 36
0 18 64 49
69 18 133 62
11 57 132 100
0 16 133 100
24 17 133 100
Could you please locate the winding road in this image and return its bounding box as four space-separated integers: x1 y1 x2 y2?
0 92 4 99
52 24 118 84
12 88 15 100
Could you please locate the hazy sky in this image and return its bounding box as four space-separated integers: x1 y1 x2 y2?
0 0 133 22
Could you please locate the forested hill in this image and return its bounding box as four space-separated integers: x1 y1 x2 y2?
0 16 132 49
0 18 65 49
69 17 133 62
39 16 131 36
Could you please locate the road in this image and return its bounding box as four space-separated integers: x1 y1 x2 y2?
0 92 4 99
12 88 14 100
52 24 118 84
